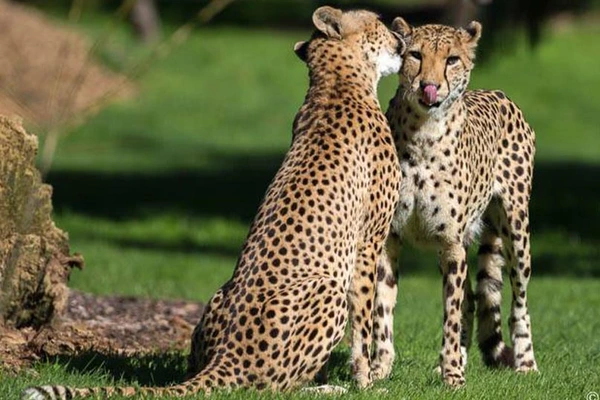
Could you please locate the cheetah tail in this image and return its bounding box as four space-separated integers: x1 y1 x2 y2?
21 369 218 399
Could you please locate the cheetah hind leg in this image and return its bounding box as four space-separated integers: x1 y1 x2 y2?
302 361 348 395
476 212 515 369
500 204 538 373
186 287 225 378
261 277 349 391
313 362 329 385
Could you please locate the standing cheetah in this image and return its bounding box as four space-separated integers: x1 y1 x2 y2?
369 19 538 387
23 6 405 399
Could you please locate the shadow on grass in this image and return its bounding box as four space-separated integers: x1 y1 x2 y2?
72 234 242 258
48 352 187 386
531 163 599 241
46 154 599 276
48 348 352 387
47 153 284 223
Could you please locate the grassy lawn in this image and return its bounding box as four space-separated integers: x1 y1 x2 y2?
4 277 600 399
2 12 599 400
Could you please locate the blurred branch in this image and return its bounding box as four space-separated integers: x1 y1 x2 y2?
40 0 137 177
0 11 39 129
34 0 238 177
42 0 84 177
197 0 237 23
72 0 237 129
54 0 137 126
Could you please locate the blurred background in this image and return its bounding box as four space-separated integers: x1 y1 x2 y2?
0 0 598 302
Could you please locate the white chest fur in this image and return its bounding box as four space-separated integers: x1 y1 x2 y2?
391 114 482 248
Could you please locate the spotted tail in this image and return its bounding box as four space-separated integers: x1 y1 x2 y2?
475 230 514 368
21 367 222 399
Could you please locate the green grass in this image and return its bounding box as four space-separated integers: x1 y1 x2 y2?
2 12 599 400
4 277 600 398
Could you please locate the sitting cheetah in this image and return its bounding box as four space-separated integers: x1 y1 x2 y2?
369 19 538 387
23 7 404 399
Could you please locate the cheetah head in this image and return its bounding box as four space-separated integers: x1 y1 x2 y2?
294 6 406 82
391 18 482 114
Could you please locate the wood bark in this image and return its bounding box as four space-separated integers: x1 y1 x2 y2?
0 116 83 329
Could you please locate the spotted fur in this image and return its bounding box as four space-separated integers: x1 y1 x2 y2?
22 6 405 399
370 19 538 387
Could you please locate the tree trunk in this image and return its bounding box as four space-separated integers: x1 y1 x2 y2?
130 0 162 44
444 0 492 27
0 116 83 329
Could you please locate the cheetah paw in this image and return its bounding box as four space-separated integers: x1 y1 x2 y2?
442 373 465 388
372 388 389 394
515 363 539 374
370 363 393 381
301 385 348 395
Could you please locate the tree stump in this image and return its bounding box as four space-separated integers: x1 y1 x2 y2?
0 116 83 329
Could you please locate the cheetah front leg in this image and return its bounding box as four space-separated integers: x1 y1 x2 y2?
461 270 475 366
435 267 474 375
439 244 469 387
370 233 401 381
349 244 381 388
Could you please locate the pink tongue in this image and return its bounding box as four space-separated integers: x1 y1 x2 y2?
423 85 438 105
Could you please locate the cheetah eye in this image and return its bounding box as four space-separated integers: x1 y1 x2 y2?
446 56 460 66
409 51 422 61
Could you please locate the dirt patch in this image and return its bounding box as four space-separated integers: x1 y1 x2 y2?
0 289 204 373
0 0 135 128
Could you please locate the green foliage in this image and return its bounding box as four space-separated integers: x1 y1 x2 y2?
2 15 599 399
471 26 600 161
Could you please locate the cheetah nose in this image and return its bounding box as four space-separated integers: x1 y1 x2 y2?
420 82 439 105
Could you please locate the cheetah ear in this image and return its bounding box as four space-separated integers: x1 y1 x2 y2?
391 17 412 40
391 33 407 56
460 21 482 46
312 6 344 40
294 41 309 62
